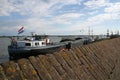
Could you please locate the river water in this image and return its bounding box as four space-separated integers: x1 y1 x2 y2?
0 38 11 63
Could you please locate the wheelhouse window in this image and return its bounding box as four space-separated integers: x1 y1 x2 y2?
35 43 39 46
25 43 31 46
42 42 45 45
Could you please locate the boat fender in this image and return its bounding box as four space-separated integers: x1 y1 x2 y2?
61 48 67 51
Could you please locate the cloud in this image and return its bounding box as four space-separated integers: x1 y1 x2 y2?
104 2 120 13
24 12 84 35
0 0 53 16
84 13 120 27
88 10 98 15
0 0 84 35
0 0 120 35
63 12 120 34
0 0 82 17
84 0 109 9
0 19 27 35
52 13 84 24
25 18 68 35
0 0 16 16
59 13 84 18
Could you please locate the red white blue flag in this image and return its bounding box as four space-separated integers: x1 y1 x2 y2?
18 26 24 34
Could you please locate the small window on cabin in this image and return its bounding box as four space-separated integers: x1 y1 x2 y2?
25 43 31 46
42 42 45 45
35 43 39 45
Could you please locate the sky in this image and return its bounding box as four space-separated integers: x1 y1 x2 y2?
0 0 120 36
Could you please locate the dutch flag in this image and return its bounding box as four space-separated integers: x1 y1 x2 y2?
18 26 24 34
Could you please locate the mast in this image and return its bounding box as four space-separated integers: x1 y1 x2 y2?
88 27 90 36
107 29 109 37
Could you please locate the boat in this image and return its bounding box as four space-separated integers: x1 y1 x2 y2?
8 36 67 60
8 34 91 60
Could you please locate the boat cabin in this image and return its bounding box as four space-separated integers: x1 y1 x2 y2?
11 36 51 48
12 40 46 48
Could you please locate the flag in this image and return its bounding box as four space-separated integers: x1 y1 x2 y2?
18 26 24 34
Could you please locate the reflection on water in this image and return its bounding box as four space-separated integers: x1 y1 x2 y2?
0 38 11 63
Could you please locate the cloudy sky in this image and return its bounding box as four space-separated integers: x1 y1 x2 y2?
0 0 120 36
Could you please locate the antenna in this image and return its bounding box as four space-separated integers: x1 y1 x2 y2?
91 29 93 37
31 32 35 37
107 29 109 37
88 27 90 36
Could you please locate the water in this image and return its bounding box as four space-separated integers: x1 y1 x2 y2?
0 38 11 63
